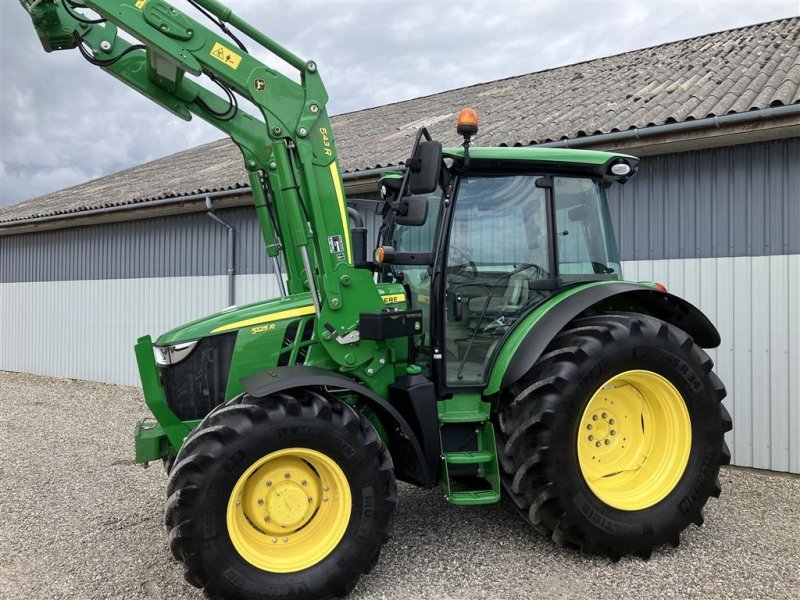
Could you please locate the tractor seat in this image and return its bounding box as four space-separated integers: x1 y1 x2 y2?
467 266 538 319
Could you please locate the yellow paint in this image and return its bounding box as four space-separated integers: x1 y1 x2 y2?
577 370 692 511
251 323 277 335
381 293 406 305
211 294 401 334
135 0 147 9
211 305 316 334
226 447 352 573
319 127 333 157
328 162 352 263
209 42 242 70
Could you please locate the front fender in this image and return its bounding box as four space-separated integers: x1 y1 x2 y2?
240 365 434 487
484 281 720 395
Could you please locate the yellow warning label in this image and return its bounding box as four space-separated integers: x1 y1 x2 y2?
135 0 148 9
381 294 406 305
210 42 242 70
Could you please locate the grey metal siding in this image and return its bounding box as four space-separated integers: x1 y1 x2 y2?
608 137 799 260
0 207 274 283
1 203 383 284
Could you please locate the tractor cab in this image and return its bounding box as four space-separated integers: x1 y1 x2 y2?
377 110 638 386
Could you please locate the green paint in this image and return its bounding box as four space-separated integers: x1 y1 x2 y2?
483 280 650 395
134 335 192 450
444 146 637 164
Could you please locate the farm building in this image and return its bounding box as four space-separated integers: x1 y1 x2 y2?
1 18 799 473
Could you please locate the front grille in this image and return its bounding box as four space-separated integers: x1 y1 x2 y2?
160 332 237 421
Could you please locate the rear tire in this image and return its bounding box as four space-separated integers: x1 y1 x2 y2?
496 312 731 559
165 388 397 599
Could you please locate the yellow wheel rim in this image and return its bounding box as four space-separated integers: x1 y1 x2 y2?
577 370 692 511
226 448 352 573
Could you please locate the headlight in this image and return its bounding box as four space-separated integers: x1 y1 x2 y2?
154 341 199 366
610 162 631 176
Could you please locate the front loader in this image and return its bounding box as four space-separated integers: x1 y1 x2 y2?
20 2 732 599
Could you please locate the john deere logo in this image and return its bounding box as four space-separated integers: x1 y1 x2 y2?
254 78 266 91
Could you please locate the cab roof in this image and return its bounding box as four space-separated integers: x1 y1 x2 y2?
443 146 637 165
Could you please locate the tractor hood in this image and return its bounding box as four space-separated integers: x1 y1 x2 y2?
155 293 315 346
154 283 408 346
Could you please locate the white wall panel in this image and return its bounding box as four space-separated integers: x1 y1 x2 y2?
0 274 282 387
622 255 800 473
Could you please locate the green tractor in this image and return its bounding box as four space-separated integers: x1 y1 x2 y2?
22 1 731 598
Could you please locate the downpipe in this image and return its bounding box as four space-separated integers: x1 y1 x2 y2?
205 196 235 307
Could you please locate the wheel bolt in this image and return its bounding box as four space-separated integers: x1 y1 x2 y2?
611 430 616 436
593 415 598 421
605 439 611 445
587 424 592 430
266 481 272 487
596 441 601 447
588 435 595 441
282 537 289 543
272 538 278 544
257 498 264 505
308 497 313 503
609 419 615 425
301 480 308 486
602 412 608 419
264 516 270 523
284 473 291 479
323 485 329 492
323 496 329 502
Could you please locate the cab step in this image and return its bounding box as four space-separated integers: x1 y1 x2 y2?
437 393 490 423
446 489 501 506
438 394 501 507
443 450 494 464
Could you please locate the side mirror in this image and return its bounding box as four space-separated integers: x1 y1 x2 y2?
408 141 442 195
394 195 429 226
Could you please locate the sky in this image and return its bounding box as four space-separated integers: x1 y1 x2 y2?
1 0 798 209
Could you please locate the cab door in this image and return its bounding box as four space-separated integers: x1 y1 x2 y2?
438 174 551 386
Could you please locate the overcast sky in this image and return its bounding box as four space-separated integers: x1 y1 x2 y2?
1 0 797 208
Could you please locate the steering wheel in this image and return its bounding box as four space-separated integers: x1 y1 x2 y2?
447 245 478 279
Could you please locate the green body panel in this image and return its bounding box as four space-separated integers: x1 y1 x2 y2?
134 335 193 449
443 146 637 164
483 280 652 396
156 282 407 346
134 419 201 463
131 281 408 462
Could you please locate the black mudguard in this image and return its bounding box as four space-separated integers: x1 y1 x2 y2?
241 365 435 487
501 283 721 391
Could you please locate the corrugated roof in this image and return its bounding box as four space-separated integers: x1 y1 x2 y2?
2 17 798 225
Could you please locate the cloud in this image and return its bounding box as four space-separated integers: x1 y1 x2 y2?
1 0 797 207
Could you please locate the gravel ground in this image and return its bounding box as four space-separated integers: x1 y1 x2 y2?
0 370 798 600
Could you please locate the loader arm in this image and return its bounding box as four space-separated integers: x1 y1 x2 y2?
21 0 390 385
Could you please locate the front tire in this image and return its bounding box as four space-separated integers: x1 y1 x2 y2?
165 388 397 599
496 312 731 559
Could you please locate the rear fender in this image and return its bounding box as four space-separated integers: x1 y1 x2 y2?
485 282 720 395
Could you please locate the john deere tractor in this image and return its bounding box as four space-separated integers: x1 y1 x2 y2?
22 1 731 598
